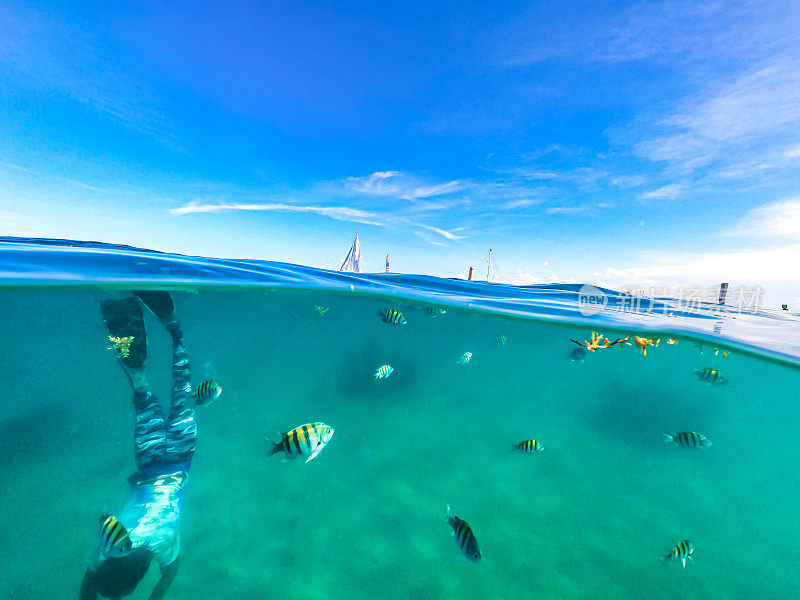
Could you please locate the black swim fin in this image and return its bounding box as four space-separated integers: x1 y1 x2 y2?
134 290 181 338
101 297 147 369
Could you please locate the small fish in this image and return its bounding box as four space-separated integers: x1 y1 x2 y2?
267 422 335 463
375 364 394 380
663 539 694 568
666 339 679 345
314 305 330 316
695 367 728 385
193 380 222 406
664 431 712 449
99 514 132 558
513 439 544 453
381 309 407 325
427 307 447 317
457 352 473 365
568 347 587 362
446 505 481 561
497 335 507 345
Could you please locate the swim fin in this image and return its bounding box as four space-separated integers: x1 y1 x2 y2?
101 296 147 369
134 290 181 337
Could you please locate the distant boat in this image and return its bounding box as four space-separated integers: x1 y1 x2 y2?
339 234 361 273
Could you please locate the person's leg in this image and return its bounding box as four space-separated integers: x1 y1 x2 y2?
101 296 168 470
165 318 197 464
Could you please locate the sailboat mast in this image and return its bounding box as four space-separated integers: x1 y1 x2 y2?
487 248 493 281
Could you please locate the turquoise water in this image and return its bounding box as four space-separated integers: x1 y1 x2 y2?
1 239 799 599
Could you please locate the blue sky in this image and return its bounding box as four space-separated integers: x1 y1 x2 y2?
1 1 799 306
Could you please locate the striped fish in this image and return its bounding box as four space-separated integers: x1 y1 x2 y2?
514 439 544 453
193 379 222 406
663 539 694 568
457 352 472 365
664 431 711 448
99 514 132 558
381 309 407 325
695 367 728 385
267 422 335 463
446 505 481 561
375 364 394 380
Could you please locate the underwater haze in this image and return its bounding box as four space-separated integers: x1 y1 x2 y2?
1 238 799 600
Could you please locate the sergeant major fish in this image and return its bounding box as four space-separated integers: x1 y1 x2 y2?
267 422 335 463
513 439 544 453
193 379 222 406
375 364 394 380
446 505 481 561
695 367 728 385
664 431 711 448
457 352 473 365
663 539 694 568
99 514 132 558
381 309 407 325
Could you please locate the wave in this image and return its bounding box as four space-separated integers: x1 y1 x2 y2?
1 237 798 363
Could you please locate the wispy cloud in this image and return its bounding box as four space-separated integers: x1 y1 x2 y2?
414 231 447 247
344 171 464 201
635 61 800 171
726 197 800 238
0 161 108 192
413 222 466 240
638 184 683 200
546 202 613 215
169 201 383 226
0 2 169 139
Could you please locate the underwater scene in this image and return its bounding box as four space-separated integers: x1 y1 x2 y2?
1 239 799 600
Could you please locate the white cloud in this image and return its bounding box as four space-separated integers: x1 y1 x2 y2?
785 145 800 159
598 245 800 284
0 161 108 192
637 184 683 200
636 60 800 171
414 223 465 240
168 201 383 226
414 231 447 246
344 171 464 201
546 202 613 215
729 198 800 237
492 269 576 285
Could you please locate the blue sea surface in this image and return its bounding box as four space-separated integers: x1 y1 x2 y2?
0 238 798 599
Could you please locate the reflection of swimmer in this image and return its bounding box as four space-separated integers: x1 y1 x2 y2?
81 292 196 600
568 347 587 362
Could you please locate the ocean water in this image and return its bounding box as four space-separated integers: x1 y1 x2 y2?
1 238 799 600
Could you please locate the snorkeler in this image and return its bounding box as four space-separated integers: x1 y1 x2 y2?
80 291 196 600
